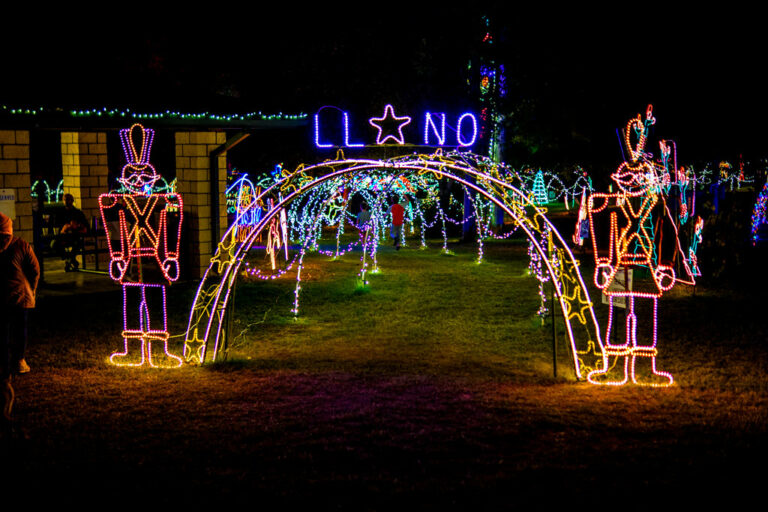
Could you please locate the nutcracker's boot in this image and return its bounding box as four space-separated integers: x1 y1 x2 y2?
628 298 673 387
587 302 630 385
109 333 147 367
147 333 183 368
630 348 674 387
587 349 630 385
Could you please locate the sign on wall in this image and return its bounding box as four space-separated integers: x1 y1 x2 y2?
0 189 16 219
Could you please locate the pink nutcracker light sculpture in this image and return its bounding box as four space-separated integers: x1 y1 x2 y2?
586 106 694 387
99 124 184 368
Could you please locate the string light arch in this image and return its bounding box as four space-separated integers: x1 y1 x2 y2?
184 152 608 381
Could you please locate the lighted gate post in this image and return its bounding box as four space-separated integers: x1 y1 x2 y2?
551 281 557 378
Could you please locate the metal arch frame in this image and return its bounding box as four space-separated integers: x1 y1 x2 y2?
184 154 606 380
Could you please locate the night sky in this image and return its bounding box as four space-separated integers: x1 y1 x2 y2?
2 5 765 171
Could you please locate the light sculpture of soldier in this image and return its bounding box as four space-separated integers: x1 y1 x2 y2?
586 106 694 386
99 124 184 368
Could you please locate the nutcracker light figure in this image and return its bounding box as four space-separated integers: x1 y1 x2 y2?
586 106 695 386
99 124 184 368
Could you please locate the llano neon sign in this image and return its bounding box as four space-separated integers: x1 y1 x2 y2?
314 104 478 149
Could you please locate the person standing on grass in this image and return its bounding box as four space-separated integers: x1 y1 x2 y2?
356 201 372 244
0 212 40 434
357 201 371 231
388 197 408 250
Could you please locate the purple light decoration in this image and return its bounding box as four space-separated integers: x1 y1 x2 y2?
369 104 411 145
424 112 446 146
343 112 364 147
314 113 334 148
457 113 478 147
315 108 365 148
118 124 161 192
498 64 507 97
120 124 153 165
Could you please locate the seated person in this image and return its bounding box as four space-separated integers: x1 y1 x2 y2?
54 194 88 271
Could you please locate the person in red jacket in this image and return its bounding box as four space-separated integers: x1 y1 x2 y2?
0 211 40 433
388 198 408 250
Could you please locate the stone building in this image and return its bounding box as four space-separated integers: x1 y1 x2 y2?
0 106 307 279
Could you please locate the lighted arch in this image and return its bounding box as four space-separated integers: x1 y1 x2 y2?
184 153 607 380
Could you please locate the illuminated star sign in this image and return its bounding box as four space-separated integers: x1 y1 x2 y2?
369 104 412 145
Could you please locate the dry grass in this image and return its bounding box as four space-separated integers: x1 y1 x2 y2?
4 236 767 509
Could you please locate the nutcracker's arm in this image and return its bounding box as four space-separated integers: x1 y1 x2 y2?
99 194 130 282
157 194 183 282
655 195 696 288
587 192 618 288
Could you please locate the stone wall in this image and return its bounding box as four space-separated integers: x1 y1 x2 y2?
175 131 228 279
60 132 109 223
60 131 110 267
0 130 33 243
2 127 230 279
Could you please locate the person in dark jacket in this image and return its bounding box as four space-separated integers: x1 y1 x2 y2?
0 212 40 433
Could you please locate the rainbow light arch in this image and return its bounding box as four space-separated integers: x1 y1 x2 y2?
184 152 607 381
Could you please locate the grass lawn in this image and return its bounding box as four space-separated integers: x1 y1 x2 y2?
5 235 768 509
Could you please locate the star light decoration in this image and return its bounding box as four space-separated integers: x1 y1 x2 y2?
368 104 412 145
210 229 238 274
